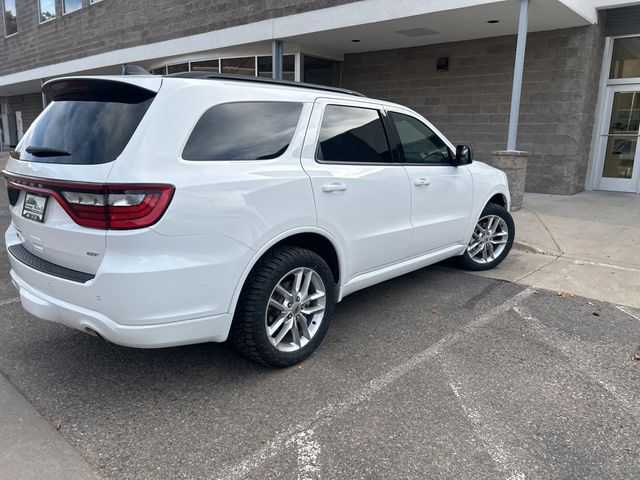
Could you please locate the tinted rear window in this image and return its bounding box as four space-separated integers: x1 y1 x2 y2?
13 81 155 165
182 102 303 161
316 105 392 164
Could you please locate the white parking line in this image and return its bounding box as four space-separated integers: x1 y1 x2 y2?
287 429 321 480
0 297 20 307
218 287 535 480
615 305 640 322
514 305 640 418
449 381 526 480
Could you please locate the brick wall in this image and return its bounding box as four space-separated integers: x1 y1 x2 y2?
342 25 605 195
0 0 359 77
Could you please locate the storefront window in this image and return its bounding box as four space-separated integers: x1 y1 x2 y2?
221 57 255 76
167 63 189 74
303 56 341 87
191 60 219 73
610 37 640 79
257 55 295 80
3 0 17 36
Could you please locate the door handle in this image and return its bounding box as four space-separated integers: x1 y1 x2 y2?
414 178 432 186
322 183 348 193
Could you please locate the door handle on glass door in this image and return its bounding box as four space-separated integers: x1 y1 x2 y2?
322 183 348 193
414 178 432 186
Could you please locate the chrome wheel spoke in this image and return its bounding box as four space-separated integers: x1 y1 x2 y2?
291 320 301 346
267 313 287 336
293 270 304 294
273 320 293 346
297 314 311 340
300 270 313 299
305 291 325 303
269 297 287 311
275 284 293 301
302 304 325 316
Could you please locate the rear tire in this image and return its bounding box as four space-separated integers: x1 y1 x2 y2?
458 203 514 271
230 246 336 367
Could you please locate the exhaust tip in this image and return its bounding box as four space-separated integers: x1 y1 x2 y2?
83 327 104 340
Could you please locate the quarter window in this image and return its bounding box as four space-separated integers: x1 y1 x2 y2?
39 0 56 23
389 112 451 165
63 0 82 14
3 0 17 36
316 105 392 164
182 102 303 161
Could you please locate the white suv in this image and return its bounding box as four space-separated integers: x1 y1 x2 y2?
3 73 513 367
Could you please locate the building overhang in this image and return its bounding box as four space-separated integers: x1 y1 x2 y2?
0 0 622 96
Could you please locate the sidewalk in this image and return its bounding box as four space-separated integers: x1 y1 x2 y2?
0 373 102 480
471 191 640 309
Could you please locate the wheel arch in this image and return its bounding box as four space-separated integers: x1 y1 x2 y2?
227 227 344 314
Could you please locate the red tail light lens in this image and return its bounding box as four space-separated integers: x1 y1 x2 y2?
4 174 174 230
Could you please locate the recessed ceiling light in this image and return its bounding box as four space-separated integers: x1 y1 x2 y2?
487 19 500 24
351 39 361 43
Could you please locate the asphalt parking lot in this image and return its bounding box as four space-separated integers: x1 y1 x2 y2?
1 189 639 479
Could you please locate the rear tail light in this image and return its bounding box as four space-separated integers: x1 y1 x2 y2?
4 173 174 230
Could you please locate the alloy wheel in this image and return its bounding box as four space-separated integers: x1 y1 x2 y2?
466 214 509 264
265 267 326 352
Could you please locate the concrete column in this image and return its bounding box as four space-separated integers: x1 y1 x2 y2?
272 40 283 80
507 0 529 151
491 151 529 211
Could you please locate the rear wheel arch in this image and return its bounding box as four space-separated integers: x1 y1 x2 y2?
228 229 343 314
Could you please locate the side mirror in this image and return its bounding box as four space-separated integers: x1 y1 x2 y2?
455 145 473 165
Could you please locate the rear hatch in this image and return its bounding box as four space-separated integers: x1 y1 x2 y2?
3 76 162 276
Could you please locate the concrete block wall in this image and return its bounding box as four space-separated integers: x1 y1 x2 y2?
342 25 605 195
0 0 359 77
6 93 43 137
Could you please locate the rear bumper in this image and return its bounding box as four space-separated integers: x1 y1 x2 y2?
10 268 233 348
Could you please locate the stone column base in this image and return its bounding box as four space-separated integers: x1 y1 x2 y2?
487 150 529 211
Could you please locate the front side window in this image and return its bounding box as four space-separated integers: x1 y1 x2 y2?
182 102 303 161
39 0 56 23
316 105 392 164
3 0 17 36
63 0 82 14
389 112 451 165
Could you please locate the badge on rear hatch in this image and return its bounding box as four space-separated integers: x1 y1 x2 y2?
22 192 48 223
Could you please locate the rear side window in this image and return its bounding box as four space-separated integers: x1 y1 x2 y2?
14 80 155 165
316 105 392 163
182 102 303 161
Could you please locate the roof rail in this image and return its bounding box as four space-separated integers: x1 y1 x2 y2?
166 72 366 97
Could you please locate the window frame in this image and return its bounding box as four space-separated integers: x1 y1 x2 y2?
180 100 305 162
38 0 57 24
62 0 83 16
313 102 399 166
384 108 455 167
3 0 18 37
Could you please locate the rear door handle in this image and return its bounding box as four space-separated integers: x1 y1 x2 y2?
414 178 432 186
322 183 348 193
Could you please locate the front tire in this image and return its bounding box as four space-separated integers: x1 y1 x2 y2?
459 203 514 271
230 246 336 367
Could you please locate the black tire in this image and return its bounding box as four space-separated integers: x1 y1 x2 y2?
458 202 515 271
230 246 336 367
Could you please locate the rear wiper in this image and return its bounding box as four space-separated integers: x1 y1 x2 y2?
25 146 71 157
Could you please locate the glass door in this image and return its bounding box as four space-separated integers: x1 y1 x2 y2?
598 86 640 192
600 85 640 192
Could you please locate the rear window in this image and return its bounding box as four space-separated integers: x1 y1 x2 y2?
182 101 303 161
316 105 392 164
13 80 155 165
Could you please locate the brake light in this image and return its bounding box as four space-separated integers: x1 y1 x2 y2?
4 174 174 230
